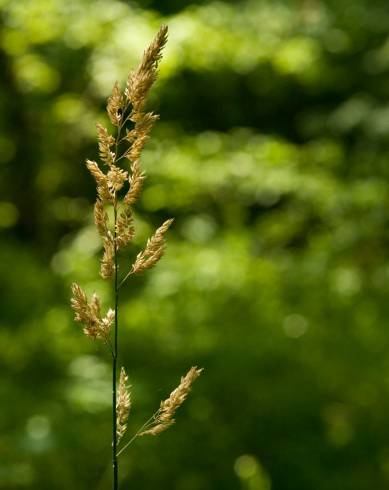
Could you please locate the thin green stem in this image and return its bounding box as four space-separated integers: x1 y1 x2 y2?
118 269 132 289
111 101 133 488
116 432 141 458
114 153 128 164
116 412 158 457
112 200 119 490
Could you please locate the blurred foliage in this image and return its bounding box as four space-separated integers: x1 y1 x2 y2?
1 0 389 489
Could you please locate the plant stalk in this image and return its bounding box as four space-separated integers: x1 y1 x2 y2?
112 112 125 490
112 201 119 490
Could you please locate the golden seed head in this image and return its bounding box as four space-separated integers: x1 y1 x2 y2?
85 160 113 203
100 308 115 337
124 159 146 206
125 25 168 114
70 283 114 340
131 218 174 274
101 236 115 279
117 367 131 442
116 205 135 249
107 81 124 127
73 25 204 457
107 166 128 192
94 199 109 238
96 124 116 166
125 112 159 164
140 366 203 436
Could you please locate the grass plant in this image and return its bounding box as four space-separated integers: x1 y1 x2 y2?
69 25 202 490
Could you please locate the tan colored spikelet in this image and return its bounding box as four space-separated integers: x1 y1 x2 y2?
71 282 91 324
107 81 124 127
140 366 203 436
125 25 168 114
117 367 131 442
94 199 109 238
100 308 115 337
120 27 168 211
131 218 174 274
107 166 128 192
124 159 145 205
137 25 168 75
101 236 115 279
85 159 112 202
70 283 114 340
90 292 101 319
125 112 159 163
97 124 115 166
116 205 135 249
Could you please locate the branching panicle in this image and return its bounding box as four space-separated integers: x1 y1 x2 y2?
70 25 202 487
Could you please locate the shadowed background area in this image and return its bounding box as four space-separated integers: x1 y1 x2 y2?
1 0 389 489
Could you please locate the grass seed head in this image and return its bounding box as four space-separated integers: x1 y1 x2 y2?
131 218 174 274
70 283 114 340
140 366 203 436
117 367 131 441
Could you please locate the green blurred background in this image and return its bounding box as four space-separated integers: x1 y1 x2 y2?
1 0 389 489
